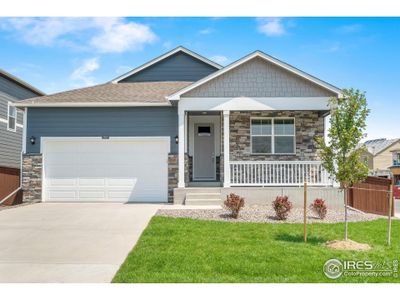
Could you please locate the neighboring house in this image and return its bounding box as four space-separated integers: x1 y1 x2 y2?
16 46 342 205
360 138 400 177
0 69 44 204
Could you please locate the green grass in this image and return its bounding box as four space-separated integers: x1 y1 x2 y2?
113 217 400 283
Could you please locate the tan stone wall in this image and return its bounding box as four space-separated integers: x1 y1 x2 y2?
22 154 42 202
229 111 324 161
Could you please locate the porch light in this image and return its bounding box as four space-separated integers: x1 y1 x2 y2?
175 135 179 144
30 136 36 145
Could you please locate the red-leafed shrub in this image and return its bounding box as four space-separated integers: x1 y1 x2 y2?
224 193 245 218
310 198 327 219
272 195 292 220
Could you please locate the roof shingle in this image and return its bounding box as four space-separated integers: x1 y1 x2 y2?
16 81 192 106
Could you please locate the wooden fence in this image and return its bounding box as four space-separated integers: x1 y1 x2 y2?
0 166 22 206
348 176 393 216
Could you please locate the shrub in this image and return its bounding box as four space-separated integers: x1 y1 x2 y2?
310 198 327 219
272 196 292 220
224 193 245 218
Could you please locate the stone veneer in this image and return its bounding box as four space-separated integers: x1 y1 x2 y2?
168 154 179 202
22 154 43 202
230 111 324 161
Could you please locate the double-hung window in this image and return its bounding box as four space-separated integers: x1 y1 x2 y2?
251 118 295 154
7 102 16 132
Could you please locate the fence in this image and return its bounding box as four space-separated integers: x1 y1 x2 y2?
0 166 22 206
348 176 393 216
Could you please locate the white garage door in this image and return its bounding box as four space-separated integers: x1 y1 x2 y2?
42 137 169 203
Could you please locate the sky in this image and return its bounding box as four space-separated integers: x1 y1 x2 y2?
0 17 399 140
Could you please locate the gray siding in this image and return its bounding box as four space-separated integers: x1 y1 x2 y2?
0 120 23 169
26 107 179 153
120 52 218 83
184 57 336 97
0 76 39 101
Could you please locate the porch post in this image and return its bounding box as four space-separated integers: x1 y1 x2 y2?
178 109 185 188
223 110 231 187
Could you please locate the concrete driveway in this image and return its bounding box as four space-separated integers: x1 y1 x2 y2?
0 203 162 283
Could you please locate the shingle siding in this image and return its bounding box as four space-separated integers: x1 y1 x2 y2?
120 52 218 83
26 107 179 153
184 57 336 97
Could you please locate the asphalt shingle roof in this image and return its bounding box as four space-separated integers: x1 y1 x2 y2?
17 81 192 105
363 138 400 155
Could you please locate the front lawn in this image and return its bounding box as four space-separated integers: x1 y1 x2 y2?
113 217 400 283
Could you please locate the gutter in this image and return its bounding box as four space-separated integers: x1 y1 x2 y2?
13 102 172 108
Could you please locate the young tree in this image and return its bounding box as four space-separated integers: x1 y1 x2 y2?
316 88 370 240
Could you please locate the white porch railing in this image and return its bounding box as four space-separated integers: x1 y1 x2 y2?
230 161 333 186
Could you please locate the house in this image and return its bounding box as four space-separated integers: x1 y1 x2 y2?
15 46 343 205
360 138 400 177
0 69 44 205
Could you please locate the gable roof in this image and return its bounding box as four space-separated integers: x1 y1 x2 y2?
0 68 45 96
110 46 222 84
167 50 342 100
14 81 192 107
363 138 400 156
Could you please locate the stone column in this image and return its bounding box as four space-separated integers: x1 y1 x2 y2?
22 154 43 202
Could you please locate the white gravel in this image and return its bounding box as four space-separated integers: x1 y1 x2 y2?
156 205 383 223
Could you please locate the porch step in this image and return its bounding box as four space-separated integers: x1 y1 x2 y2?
185 192 222 206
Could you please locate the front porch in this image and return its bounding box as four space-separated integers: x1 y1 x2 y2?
177 110 333 194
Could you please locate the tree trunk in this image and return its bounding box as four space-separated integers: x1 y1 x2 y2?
344 187 348 241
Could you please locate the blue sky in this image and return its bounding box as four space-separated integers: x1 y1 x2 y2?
0 17 399 139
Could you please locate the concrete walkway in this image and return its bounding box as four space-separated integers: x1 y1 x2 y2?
0 203 162 283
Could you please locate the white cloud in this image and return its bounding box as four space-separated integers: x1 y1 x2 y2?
70 57 99 87
0 17 157 53
257 18 286 37
336 24 362 34
198 27 214 35
90 18 157 53
210 55 228 65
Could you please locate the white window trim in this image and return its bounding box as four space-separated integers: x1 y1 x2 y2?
7 101 17 132
250 117 296 155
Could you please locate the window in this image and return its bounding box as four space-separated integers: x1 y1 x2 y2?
251 118 295 154
7 102 16 132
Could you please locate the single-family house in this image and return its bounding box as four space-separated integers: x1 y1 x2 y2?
360 138 400 177
15 46 342 205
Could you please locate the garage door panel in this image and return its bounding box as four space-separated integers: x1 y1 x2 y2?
43 138 169 203
47 190 78 200
78 178 106 187
47 178 77 187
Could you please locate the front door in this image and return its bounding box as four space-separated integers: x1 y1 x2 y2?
193 124 215 180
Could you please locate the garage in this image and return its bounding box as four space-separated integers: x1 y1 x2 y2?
42 137 169 203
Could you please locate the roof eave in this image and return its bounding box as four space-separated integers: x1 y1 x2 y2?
13 102 172 108
0 69 45 96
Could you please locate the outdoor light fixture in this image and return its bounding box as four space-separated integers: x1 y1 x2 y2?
175 135 179 144
30 136 36 145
